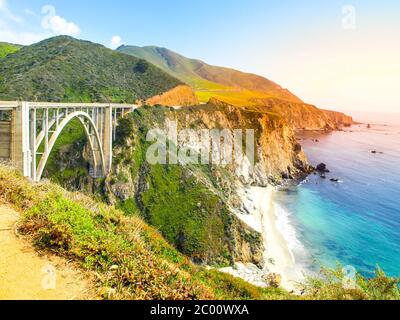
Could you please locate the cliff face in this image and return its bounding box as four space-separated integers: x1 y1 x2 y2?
321 109 354 127
146 84 199 107
250 98 354 130
105 102 311 267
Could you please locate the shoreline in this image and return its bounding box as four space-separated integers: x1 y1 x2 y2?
261 188 305 291
222 186 307 292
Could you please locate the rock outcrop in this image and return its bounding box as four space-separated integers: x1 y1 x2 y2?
146 84 199 107
249 97 355 130
321 109 354 128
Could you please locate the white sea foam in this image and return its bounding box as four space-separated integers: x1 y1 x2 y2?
273 203 311 272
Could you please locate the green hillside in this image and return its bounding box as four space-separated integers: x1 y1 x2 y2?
0 42 21 59
0 36 182 103
117 45 302 105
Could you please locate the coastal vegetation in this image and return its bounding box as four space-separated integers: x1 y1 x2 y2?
1 165 399 300
0 165 290 300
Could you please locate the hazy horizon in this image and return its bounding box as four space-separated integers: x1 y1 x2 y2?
1 0 399 114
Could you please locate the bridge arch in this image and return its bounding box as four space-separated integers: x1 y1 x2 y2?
35 111 106 182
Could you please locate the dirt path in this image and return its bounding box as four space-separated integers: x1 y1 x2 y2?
0 205 95 300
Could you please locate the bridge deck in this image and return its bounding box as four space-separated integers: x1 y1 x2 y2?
0 101 137 109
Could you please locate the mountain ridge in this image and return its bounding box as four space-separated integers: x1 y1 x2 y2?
0 36 184 103
117 45 303 105
117 44 354 129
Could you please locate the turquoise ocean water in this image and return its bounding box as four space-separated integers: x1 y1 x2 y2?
274 112 400 277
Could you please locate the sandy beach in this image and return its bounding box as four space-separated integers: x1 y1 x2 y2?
229 186 306 292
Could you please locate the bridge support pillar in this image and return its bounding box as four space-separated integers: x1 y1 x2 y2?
11 102 31 178
103 105 113 174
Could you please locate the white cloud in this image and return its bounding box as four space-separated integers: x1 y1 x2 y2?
109 35 123 49
0 3 81 45
0 0 24 24
41 5 80 36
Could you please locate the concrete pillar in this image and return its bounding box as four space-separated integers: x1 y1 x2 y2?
30 108 36 181
88 111 101 178
103 105 113 174
11 102 31 178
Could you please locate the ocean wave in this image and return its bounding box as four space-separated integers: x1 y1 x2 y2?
273 203 314 274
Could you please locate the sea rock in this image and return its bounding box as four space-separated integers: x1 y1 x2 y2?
316 163 330 173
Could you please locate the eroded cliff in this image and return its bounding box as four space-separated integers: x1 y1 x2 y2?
146 84 199 107
250 98 355 130
105 101 311 267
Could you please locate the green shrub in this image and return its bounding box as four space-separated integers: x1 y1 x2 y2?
303 265 400 300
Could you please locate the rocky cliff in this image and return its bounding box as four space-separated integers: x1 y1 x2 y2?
321 109 355 128
145 84 199 106
250 98 355 130
104 101 311 267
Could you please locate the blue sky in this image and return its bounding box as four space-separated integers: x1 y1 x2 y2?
1 0 399 113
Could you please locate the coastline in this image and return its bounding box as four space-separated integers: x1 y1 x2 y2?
261 188 305 291
221 186 307 292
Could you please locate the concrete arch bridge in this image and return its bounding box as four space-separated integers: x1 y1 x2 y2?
0 101 137 181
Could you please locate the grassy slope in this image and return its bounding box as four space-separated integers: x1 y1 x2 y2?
117 45 301 105
0 165 291 300
0 42 21 59
0 36 182 103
